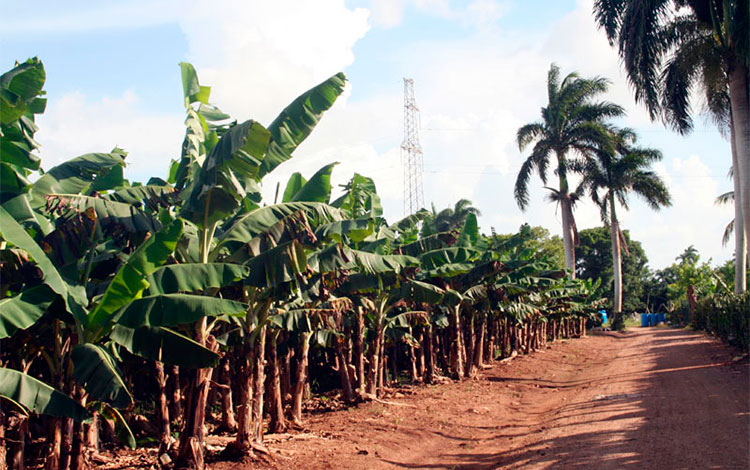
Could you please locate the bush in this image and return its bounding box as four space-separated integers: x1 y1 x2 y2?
693 292 750 350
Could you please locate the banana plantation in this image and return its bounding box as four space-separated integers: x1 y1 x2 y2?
0 59 606 470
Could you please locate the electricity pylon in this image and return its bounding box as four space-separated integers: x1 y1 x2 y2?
401 78 425 216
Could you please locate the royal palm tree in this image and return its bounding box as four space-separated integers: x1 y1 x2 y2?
515 64 624 278
593 0 750 293
582 127 671 321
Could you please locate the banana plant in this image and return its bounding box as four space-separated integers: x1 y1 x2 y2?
163 63 346 468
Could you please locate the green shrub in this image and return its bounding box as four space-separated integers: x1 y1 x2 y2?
693 292 750 350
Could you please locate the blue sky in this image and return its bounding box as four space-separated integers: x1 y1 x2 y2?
0 0 734 269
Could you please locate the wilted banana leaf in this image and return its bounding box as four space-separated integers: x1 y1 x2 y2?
112 294 248 328
0 367 88 420
46 193 164 236
72 344 132 408
259 73 346 178
0 205 88 322
102 184 179 211
218 202 344 246
30 150 127 208
181 119 270 229
87 219 183 331
109 324 220 368
287 162 338 203
144 263 249 295
0 284 56 339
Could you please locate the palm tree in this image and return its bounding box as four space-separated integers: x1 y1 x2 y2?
582 127 671 321
424 199 482 234
593 0 750 293
515 64 624 278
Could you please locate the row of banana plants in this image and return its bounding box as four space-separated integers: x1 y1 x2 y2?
0 58 604 470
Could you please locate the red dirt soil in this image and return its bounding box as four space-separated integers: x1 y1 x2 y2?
212 327 749 470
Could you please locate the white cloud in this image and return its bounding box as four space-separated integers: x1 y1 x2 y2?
35 90 183 182
178 0 370 124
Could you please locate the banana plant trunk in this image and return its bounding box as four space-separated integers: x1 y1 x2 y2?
155 361 171 454
233 340 254 450
352 307 365 396
473 316 485 370
219 357 236 433
177 319 213 470
449 305 465 379
423 323 436 383
251 326 266 444
729 62 750 272
267 332 287 433
291 331 312 426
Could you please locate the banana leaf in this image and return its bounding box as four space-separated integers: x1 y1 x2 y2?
0 284 56 338
259 73 346 178
0 367 88 420
72 344 132 408
109 325 220 368
144 263 249 295
87 219 183 331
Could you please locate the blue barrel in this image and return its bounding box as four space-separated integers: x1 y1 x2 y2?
659 313 666 324
650 314 658 326
641 313 649 327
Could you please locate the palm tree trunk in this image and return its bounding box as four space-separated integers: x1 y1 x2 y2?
610 196 623 315
558 170 577 279
729 62 750 271
731 118 747 292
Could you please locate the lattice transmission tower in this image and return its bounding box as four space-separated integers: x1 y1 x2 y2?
401 78 425 216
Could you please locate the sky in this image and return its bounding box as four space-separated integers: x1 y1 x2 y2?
0 0 735 270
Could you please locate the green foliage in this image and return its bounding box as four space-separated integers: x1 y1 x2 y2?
693 292 750 350
492 224 565 269
0 368 88 420
0 58 46 203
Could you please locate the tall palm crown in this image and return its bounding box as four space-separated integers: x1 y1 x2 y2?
583 128 672 223
594 0 748 131
515 64 624 276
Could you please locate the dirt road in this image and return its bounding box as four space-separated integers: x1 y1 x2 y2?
222 328 749 470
